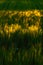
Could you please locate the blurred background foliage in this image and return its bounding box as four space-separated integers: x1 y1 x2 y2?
0 10 43 65
0 0 43 10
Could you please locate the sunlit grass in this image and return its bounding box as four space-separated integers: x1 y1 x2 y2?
34 10 41 16
28 25 39 32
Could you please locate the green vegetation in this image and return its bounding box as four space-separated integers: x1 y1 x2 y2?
0 1 43 65
0 0 43 10
0 10 43 65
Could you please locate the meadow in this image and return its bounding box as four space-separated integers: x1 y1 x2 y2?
0 10 43 65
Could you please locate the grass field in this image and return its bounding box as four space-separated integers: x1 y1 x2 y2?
0 10 43 65
0 0 43 65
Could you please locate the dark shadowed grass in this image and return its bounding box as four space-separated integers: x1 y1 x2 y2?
0 0 43 10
